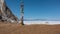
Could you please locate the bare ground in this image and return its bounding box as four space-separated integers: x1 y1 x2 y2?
0 22 60 34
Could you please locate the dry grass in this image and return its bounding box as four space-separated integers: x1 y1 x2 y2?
0 22 60 34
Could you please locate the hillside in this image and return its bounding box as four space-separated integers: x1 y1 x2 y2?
0 22 60 34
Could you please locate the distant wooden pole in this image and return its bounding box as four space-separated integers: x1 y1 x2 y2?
20 0 24 25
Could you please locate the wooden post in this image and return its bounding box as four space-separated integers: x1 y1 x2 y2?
20 0 24 25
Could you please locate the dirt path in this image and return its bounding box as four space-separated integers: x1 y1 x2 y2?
0 23 60 34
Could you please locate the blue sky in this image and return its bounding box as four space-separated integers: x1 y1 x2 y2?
5 0 60 20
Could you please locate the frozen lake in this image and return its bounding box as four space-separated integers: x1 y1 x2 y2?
24 21 60 25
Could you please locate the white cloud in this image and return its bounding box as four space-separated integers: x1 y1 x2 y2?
24 21 60 25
